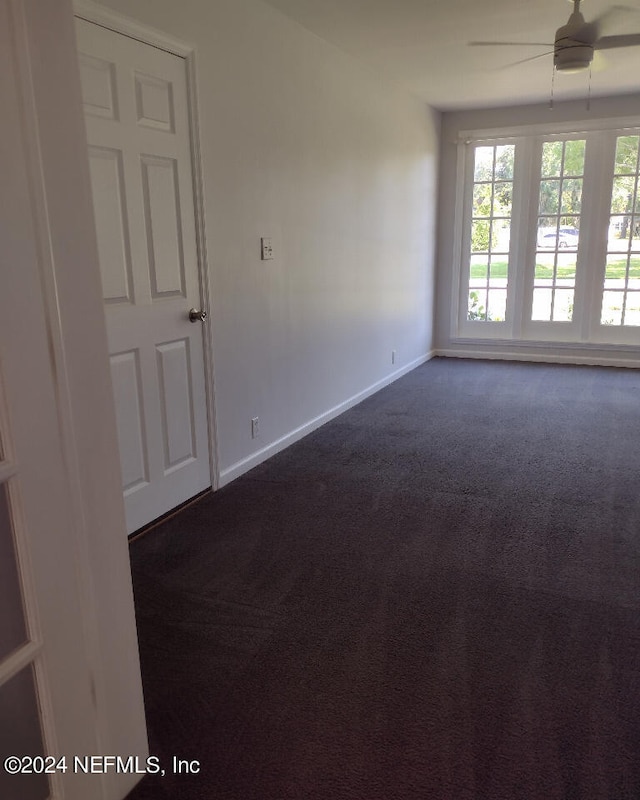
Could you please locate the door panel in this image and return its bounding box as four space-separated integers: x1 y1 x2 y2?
135 71 174 131
0 484 28 662
0 667 49 800
157 339 197 470
78 52 118 119
110 350 149 494
141 156 186 297
88 146 134 304
76 19 211 533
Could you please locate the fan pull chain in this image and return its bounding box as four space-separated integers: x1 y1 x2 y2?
549 64 556 110
586 64 592 111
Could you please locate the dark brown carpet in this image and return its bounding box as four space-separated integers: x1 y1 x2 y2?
126 358 640 800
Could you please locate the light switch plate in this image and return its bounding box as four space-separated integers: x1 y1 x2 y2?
261 237 274 260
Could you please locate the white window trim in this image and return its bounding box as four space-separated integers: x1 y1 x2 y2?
456 115 640 144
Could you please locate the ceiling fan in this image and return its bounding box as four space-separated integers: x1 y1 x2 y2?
470 0 640 73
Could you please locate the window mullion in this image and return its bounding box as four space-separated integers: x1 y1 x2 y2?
520 137 544 337
508 137 535 339
582 131 616 340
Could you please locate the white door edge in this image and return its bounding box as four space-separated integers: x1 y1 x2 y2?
6 0 147 796
74 0 220 493
10 2 112 796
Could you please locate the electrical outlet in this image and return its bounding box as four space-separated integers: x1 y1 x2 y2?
391 350 396 365
251 416 259 439
260 237 273 260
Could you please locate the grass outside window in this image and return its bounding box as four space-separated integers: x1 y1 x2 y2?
471 255 640 281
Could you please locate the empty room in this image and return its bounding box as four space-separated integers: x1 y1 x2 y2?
1 0 640 799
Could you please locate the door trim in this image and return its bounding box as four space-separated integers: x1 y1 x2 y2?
74 0 220 491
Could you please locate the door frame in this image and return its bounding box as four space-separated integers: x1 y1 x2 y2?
74 0 220 493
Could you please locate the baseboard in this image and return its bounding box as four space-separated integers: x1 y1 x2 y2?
434 347 640 369
218 353 434 487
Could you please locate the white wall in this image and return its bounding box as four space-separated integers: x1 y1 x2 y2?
91 0 440 481
435 92 640 366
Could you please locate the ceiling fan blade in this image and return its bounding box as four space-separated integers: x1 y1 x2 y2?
469 41 553 47
591 4 640 29
583 5 640 43
595 33 640 49
494 51 555 69
589 6 621 32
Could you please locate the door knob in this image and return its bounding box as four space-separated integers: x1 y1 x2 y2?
188 308 207 323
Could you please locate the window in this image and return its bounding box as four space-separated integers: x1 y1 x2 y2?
455 123 640 346
601 135 640 327
532 139 585 323
468 144 514 323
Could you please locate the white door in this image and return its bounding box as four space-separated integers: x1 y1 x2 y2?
0 2 102 796
75 19 212 534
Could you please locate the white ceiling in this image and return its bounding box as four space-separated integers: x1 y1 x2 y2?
260 0 640 110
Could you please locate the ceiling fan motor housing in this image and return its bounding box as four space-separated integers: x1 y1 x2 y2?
554 8 594 72
554 38 594 71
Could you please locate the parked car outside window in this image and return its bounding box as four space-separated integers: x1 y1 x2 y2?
537 226 580 249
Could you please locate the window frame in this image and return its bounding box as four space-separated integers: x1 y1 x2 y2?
456 136 520 340
451 116 640 348
592 128 640 345
521 132 590 342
